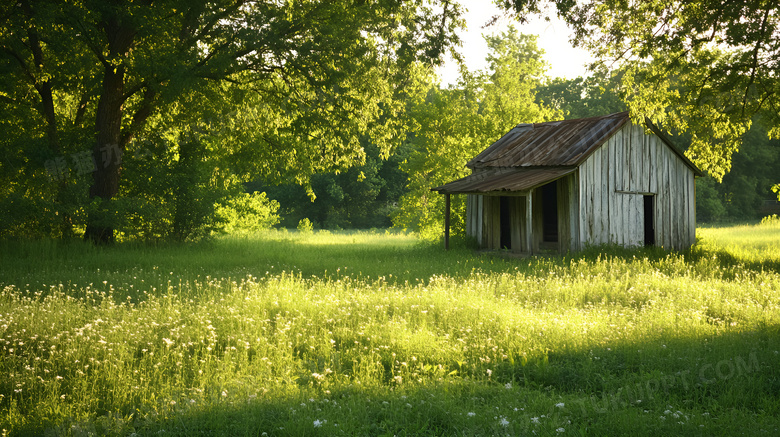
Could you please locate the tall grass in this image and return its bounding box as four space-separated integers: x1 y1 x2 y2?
1 225 779 436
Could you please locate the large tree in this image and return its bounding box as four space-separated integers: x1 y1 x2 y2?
1 0 464 242
498 0 780 182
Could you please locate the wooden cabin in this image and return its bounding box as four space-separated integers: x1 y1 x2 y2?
432 112 703 253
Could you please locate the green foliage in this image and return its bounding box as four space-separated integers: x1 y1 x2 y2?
215 192 280 235
116 114 232 241
618 55 749 181
695 177 727 223
393 85 482 239
393 28 557 238
536 69 627 119
254 143 409 229
761 214 780 226
297 217 314 234
693 117 780 222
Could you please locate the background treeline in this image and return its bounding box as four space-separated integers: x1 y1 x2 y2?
246 142 410 229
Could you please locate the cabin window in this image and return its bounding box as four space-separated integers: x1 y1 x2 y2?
643 195 655 246
542 181 558 243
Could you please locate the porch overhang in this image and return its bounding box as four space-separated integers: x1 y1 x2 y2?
431 167 577 195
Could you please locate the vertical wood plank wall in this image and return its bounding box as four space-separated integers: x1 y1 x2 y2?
467 194 530 252
467 195 501 250
509 196 527 252
557 172 579 252
466 194 484 246
577 122 697 250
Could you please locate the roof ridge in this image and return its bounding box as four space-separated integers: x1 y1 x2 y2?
468 111 630 169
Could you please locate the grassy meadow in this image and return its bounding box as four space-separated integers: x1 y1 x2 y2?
1 224 779 436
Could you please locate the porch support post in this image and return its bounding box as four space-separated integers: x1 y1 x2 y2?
526 190 533 255
444 193 451 250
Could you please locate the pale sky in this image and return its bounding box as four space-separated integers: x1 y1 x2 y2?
436 1 594 86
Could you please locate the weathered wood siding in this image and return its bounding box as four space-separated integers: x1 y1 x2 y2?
531 189 543 253
466 194 482 245
556 173 579 253
577 122 696 250
466 194 502 250
509 196 528 253
466 177 578 254
466 194 529 252
487 196 501 249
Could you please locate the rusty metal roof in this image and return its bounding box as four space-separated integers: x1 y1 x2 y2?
432 167 576 194
466 111 630 169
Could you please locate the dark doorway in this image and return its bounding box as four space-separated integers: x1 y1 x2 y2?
499 196 512 249
643 195 655 246
542 181 558 242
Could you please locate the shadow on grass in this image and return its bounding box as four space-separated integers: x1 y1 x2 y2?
3 230 777 292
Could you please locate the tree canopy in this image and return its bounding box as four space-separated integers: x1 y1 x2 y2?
1 0 464 241
499 0 780 182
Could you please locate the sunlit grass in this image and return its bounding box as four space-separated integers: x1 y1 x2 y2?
1 225 779 436
697 219 780 266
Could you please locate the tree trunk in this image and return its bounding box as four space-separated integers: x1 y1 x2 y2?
84 21 135 244
84 63 125 244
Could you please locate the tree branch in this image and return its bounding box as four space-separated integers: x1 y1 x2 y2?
18 0 61 152
1 45 37 85
122 82 147 103
741 5 770 117
180 0 247 51
120 87 157 149
74 18 109 68
73 91 93 127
